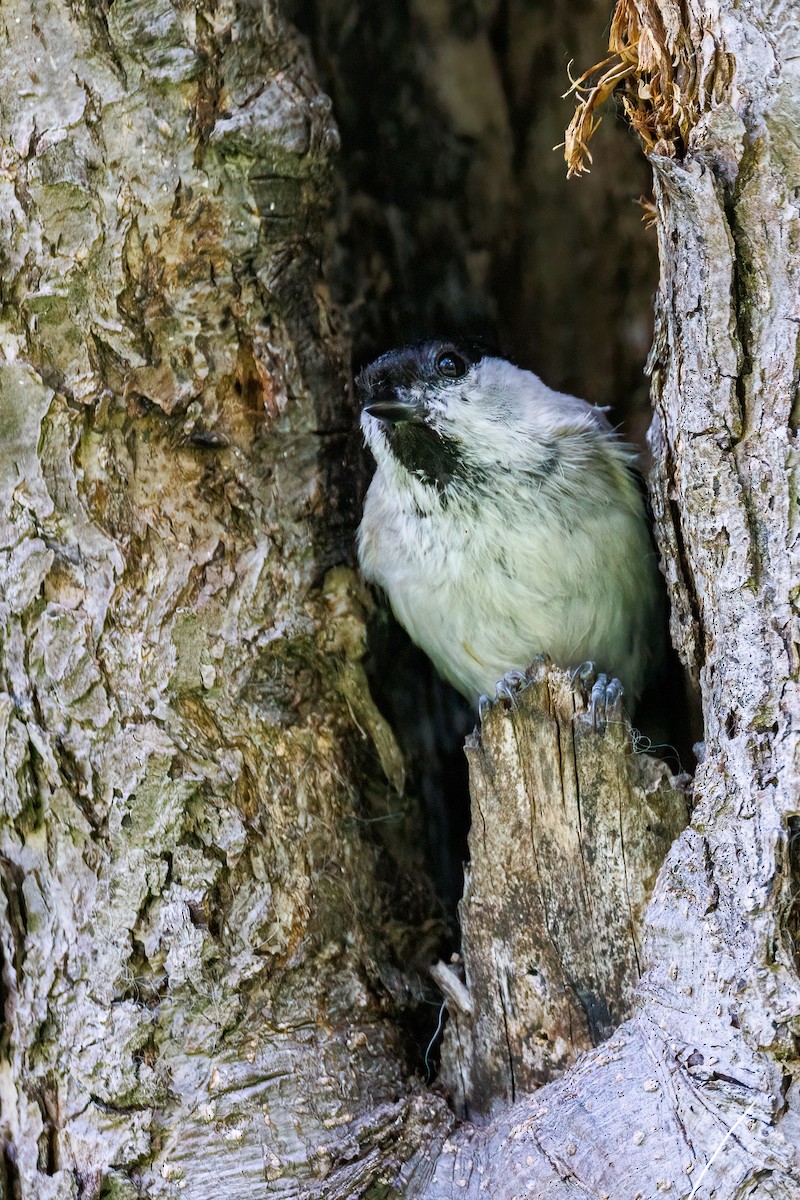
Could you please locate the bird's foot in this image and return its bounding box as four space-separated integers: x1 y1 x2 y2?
478 669 529 721
571 661 624 729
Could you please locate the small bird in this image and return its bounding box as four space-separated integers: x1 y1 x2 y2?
356 338 662 712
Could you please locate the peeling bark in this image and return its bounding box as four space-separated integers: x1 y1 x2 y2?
1 1 799 1198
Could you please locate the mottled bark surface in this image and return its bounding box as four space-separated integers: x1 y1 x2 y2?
1 1 799 1198
0 4 451 1197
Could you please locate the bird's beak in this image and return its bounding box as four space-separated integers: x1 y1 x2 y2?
363 397 426 425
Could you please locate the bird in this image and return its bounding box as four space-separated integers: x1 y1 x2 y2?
356 337 663 715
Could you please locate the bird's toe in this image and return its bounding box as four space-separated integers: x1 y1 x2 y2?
590 673 624 729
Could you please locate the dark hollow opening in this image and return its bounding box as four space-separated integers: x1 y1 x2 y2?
289 0 700 1074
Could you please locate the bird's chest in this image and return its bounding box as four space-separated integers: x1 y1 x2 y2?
364 485 479 597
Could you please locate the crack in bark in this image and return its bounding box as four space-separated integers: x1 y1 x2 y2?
784 816 800 975
0 857 27 984
34 1082 59 1177
618 774 643 979
1 1138 21 1200
701 836 721 914
663 435 706 675
495 970 516 1104
721 156 769 597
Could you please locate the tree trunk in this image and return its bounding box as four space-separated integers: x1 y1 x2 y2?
1 2 799 1200
0 4 452 1197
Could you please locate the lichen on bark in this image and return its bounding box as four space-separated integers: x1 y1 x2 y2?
2 1 800 1198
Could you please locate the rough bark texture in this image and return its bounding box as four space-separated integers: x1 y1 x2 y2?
438 665 689 1118
1 0 799 1198
0 4 453 1198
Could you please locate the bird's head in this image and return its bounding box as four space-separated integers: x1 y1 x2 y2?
356 338 608 494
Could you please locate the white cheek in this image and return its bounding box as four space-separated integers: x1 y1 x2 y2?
360 411 388 456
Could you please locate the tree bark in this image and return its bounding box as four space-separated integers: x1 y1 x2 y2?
0 4 453 1197
1 1 799 1199
438 665 689 1118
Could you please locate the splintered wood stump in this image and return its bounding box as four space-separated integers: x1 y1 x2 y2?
438 663 689 1117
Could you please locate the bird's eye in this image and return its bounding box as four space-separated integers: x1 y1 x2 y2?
435 352 467 379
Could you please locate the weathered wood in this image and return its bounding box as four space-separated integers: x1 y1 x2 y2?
438 664 689 1116
2 0 800 1196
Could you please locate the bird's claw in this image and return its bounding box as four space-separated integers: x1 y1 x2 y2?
479 669 529 721
573 661 624 729
590 673 623 728
571 660 596 690
495 669 528 705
